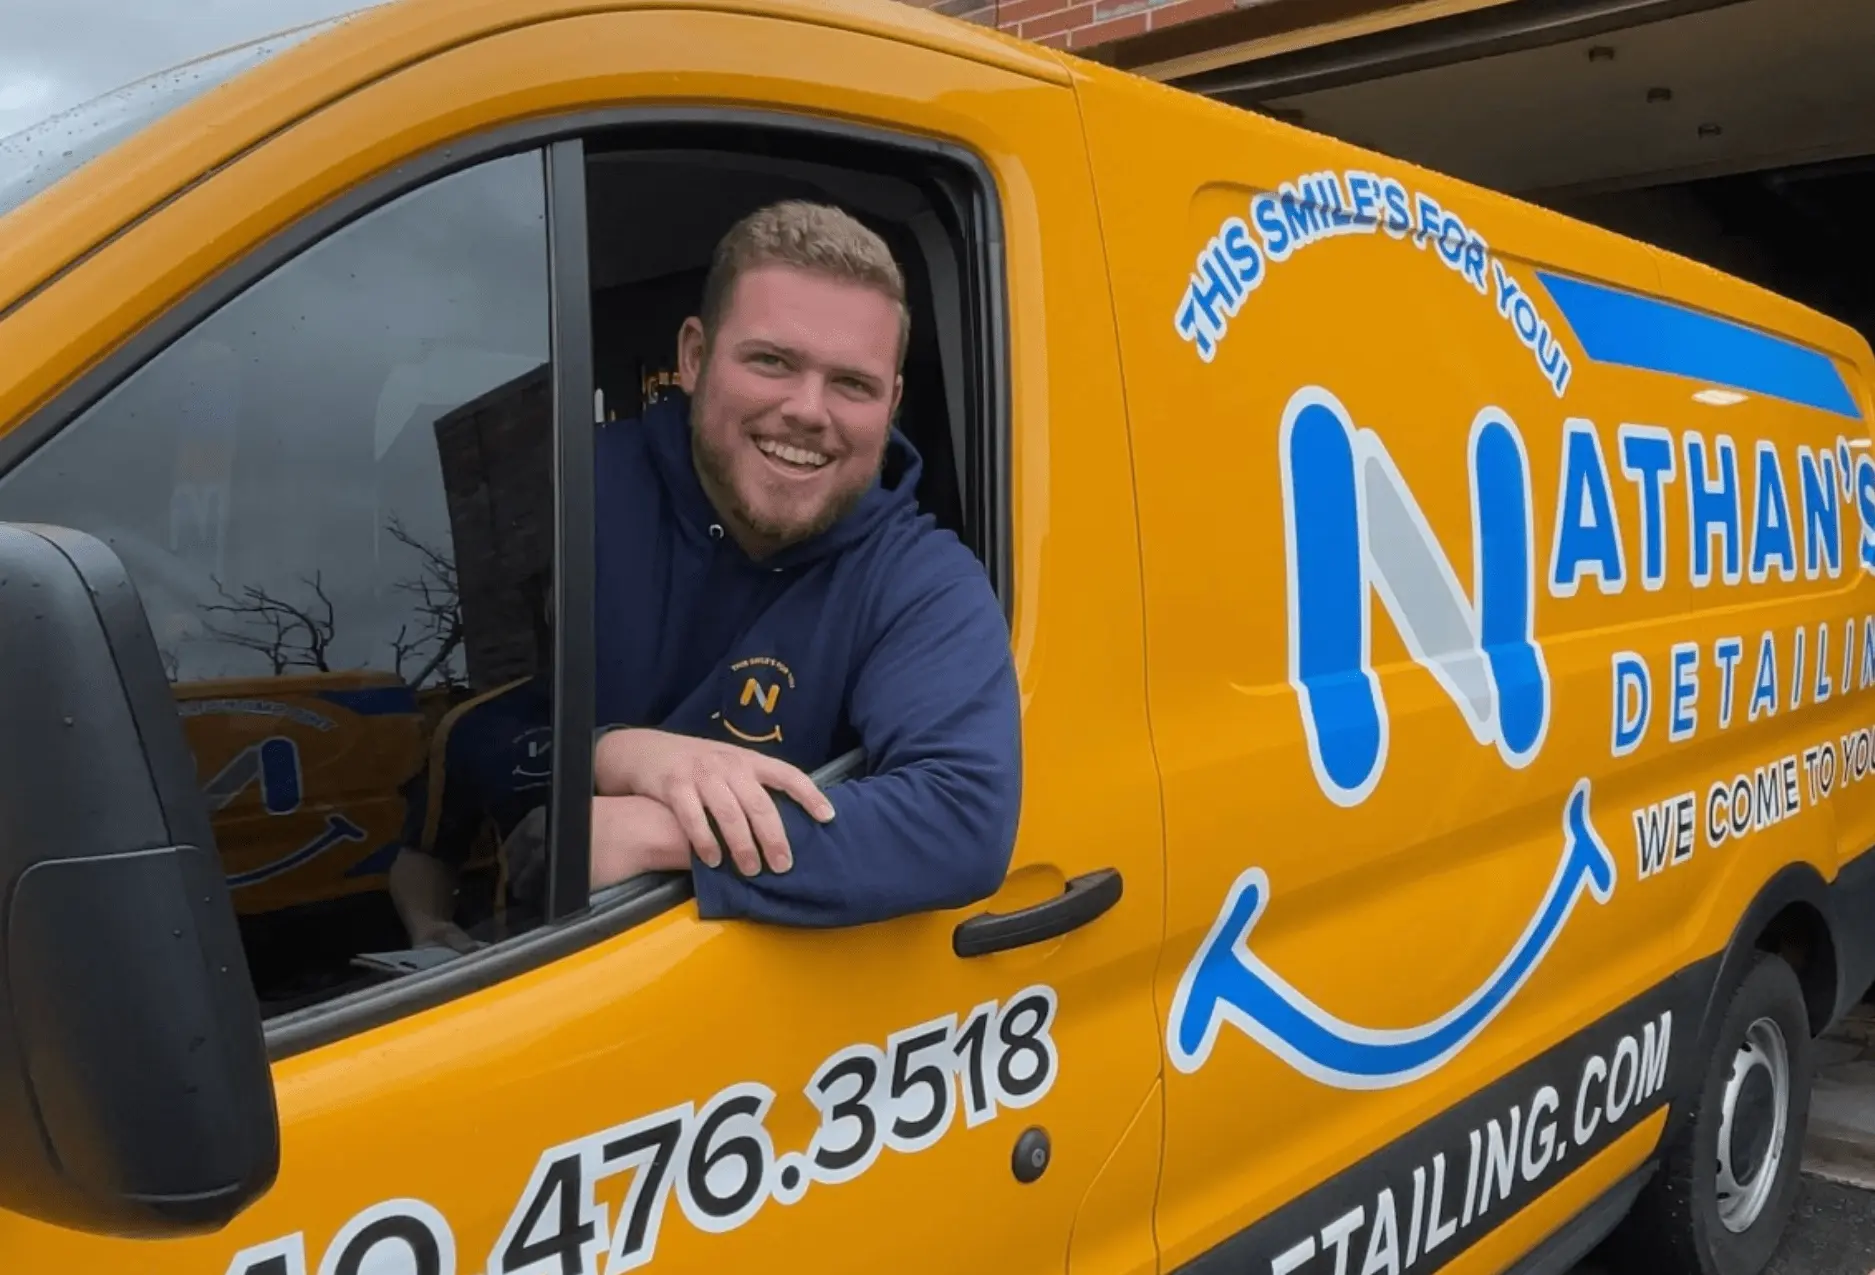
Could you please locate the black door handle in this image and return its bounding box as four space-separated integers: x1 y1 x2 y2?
952 869 1123 958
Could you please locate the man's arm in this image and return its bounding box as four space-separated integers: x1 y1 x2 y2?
690 565 1022 927
386 730 481 951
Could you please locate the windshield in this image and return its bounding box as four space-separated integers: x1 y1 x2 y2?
0 1 392 220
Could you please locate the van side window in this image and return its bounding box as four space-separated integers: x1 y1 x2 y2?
578 129 1016 924
0 150 563 1017
584 135 996 574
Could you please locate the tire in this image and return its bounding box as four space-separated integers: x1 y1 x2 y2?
1606 951 1813 1275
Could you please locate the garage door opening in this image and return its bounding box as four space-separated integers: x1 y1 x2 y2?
1545 157 1875 360
1214 0 1875 353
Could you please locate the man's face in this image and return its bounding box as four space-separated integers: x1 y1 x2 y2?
679 263 903 557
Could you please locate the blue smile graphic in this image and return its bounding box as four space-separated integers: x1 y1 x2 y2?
1167 778 1617 1089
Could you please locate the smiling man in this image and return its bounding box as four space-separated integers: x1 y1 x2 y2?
586 200 1023 928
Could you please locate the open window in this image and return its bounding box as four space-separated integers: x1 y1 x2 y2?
0 110 1007 1046
580 121 1006 590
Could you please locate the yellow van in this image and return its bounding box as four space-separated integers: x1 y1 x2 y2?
1 3 1872 1274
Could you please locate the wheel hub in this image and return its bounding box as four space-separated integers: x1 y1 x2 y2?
1715 1015 1790 1234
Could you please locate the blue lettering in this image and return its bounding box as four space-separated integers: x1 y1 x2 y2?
1493 260 1519 317
1799 446 1843 579
204 736 303 817
1348 171 1380 227
1511 296 1541 345
1254 194 1293 262
1300 176 1333 234
1549 419 1625 596
1209 244 1244 304
1846 617 1858 695
1439 214 1467 267
1619 425 1677 591
1857 456 1875 573
1791 625 1808 711
1282 188 1316 246
1750 632 1779 721
1175 293 1219 360
1281 387 1548 805
1382 181 1412 239
1463 233 1490 295
1541 332 1572 397
1325 172 1356 228
1864 616 1875 691
1415 193 1445 248
1175 255 1237 360
1816 623 1834 703
1612 653 1650 756
1669 643 1699 742
1221 217 1264 290
1284 393 1377 802
1715 636 1744 729
1685 433 1742 587
1750 443 1798 582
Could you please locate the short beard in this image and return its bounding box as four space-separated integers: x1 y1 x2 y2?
689 373 879 553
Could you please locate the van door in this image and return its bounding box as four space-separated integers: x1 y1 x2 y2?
0 9 1163 1274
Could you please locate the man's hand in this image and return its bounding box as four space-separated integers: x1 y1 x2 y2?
594 728 835 875
592 794 695 889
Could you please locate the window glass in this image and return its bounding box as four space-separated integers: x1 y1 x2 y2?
0 7 380 221
0 149 561 1015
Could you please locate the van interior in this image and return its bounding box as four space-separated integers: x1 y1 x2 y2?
581 129 999 567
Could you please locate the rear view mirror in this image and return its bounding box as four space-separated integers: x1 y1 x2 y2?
0 524 278 1236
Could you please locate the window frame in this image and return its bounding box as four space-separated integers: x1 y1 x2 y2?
0 106 1010 1060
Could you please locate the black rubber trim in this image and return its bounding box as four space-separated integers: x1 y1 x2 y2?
1177 0 1749 104
544 136 595 926
1502 1162 1655 1275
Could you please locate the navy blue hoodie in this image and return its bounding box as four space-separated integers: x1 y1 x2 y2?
592 392 1022 928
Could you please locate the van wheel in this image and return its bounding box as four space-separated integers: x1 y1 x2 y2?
1608 953 1812 1275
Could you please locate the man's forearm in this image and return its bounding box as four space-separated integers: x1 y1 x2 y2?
388 849 460 940
691 758 1020 927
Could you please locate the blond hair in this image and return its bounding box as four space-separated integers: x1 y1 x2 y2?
700 200 911 367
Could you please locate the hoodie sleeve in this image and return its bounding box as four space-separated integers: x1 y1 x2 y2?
689 556 1022 927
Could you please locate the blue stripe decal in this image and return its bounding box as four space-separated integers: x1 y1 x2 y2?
316 686 420 717
1535 270 1862 420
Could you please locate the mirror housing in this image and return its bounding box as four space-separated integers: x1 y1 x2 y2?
0 524 278 1236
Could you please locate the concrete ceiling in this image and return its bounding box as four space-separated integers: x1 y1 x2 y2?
1259 0 1875 198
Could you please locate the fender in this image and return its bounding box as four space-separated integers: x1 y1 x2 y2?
1657 860 1835 1149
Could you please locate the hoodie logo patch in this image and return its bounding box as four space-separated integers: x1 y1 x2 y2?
718 656 796 745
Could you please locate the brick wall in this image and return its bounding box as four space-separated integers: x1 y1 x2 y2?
916 0 1234 53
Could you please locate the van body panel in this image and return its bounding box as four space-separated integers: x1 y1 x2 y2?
0 0 1067 326
1071 56 1875 1273
0 1 1870 1270
0 10 1162 1272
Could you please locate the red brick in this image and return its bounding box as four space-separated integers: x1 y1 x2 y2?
998 0 1080 25
1146 0 1232 29
1034 29 1072 47
1070 10 1149 46
1019 1 1098 38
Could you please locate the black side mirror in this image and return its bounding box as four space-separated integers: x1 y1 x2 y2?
0 524 278 1236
